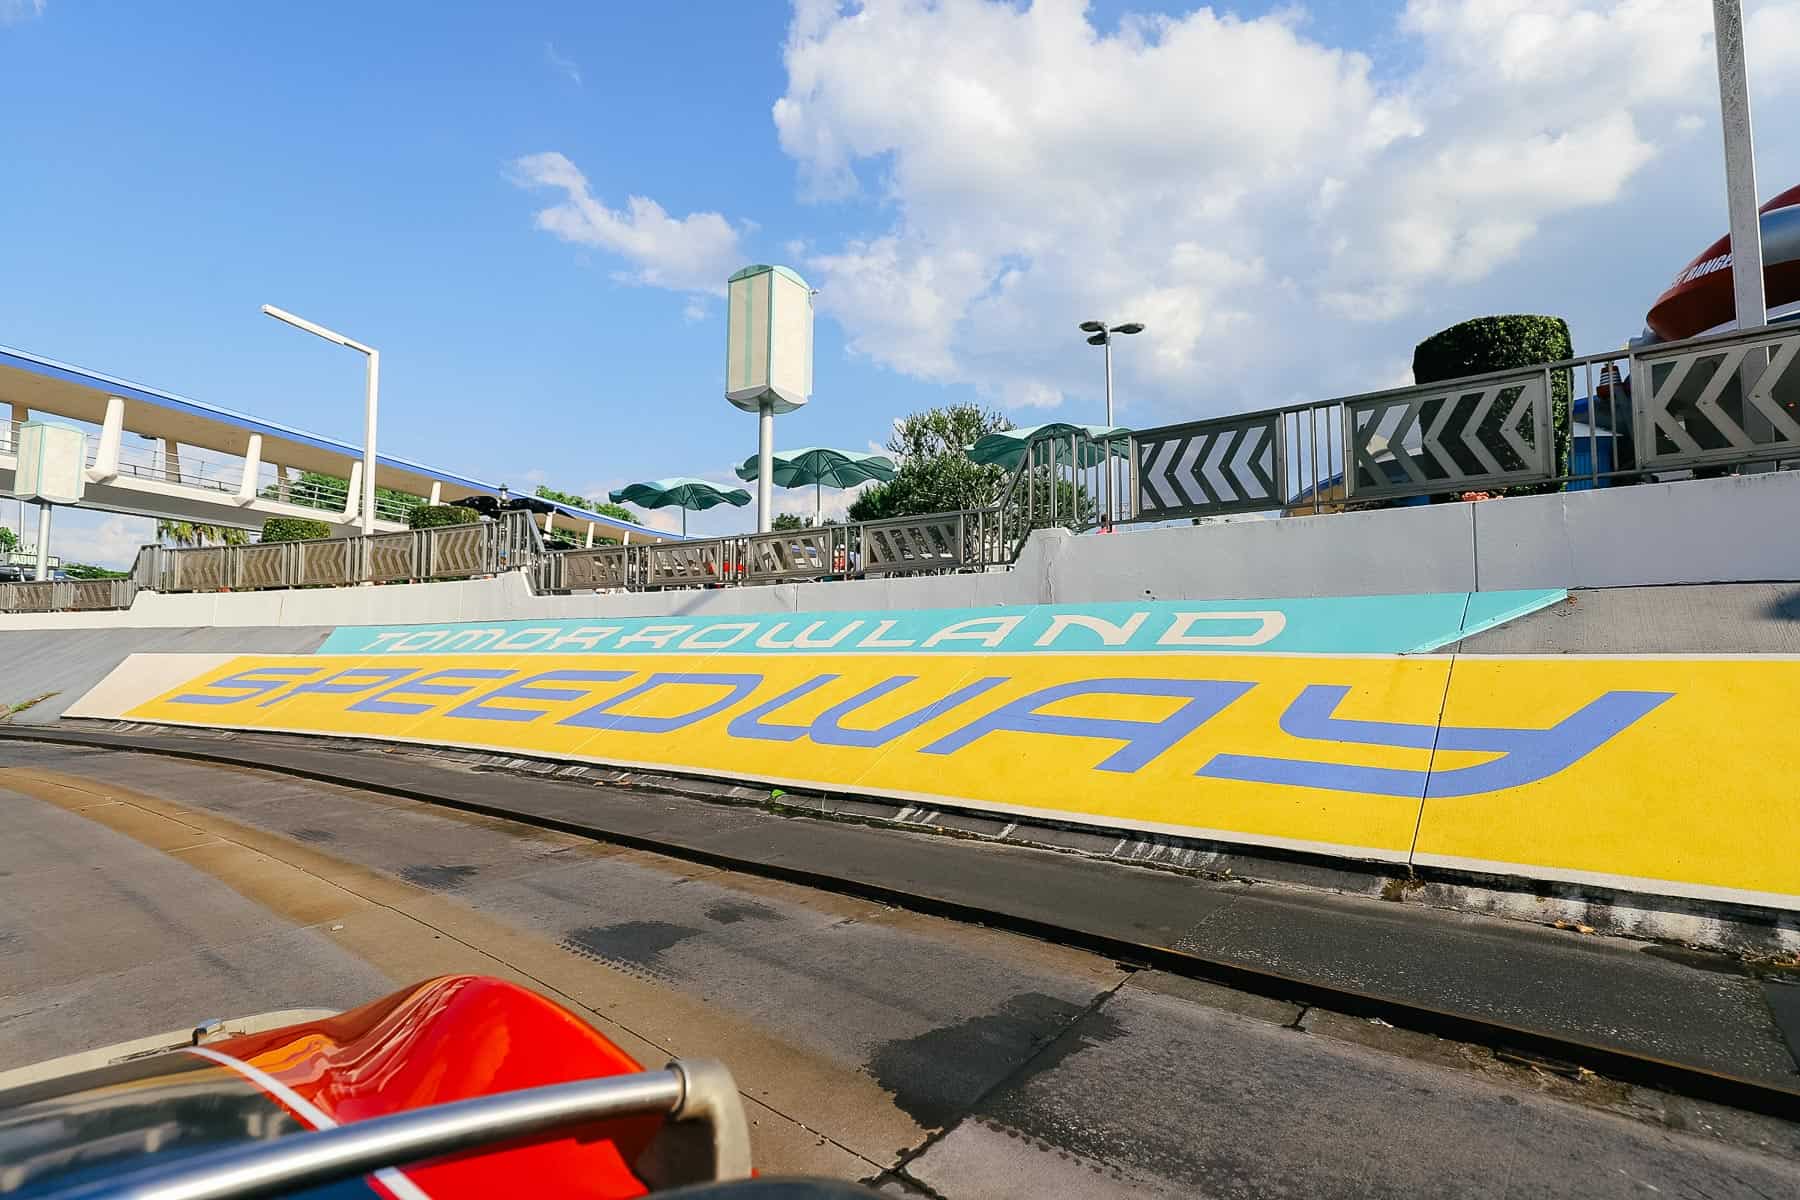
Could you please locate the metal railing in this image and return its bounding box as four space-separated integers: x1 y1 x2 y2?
540 507 1017 593
131 510 541 595
0 577 136 613
6 326 1795 612
1112 322 1800 524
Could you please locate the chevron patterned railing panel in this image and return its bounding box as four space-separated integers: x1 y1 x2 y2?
296 538 355 588
558 546 633 591
234 543 291 589
1634 326 1800 471
1134 412 1286 519
1344 369 1554 500
365 531 420 583
862 514 965 574
645 539 734 588
744 528 837 582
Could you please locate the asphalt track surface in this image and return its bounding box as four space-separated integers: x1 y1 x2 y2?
3 741 1798 1198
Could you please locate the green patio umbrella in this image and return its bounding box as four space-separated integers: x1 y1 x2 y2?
608 477 750 537
734 446 898 525
965 423 1131 472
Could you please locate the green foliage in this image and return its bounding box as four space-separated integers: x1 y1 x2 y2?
0 527 16 554
535 485 636 545
260 516 334 543
60 562 128 580
1412 314 1574 491
408 504 480 530
533 484 631 523
772 512 811 531
259 470 422 513
157 520 250 548
849 405 1015 521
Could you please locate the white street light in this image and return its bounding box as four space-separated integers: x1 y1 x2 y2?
1079 320 1144 518
1078 320 1144 428
262 304 380 535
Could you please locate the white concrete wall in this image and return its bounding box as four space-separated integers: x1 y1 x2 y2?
3 470 1795 631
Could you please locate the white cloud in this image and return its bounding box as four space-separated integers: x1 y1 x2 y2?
35 510 154 570
773 0 1800 419
544 42 582 87
510 152 745 293
1 0 45 25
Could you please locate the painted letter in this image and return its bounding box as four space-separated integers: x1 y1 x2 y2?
1195 685 1674 797
350 667 515 716
259 666 421 707
439 628 508 652
1033 611 1147 649
493 627 562 651
547 626 621 652
857 619 916 649
921 678 1254 772
810 676 1007 749
922 616 1024 649
451 670 632 723
559 672 762 734
1156 611 1287 648
615 624 695 650
171 666 321 705
679 622 758 651
727 675 840 742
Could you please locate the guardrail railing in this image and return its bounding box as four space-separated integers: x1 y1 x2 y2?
131 511 542 595
541 507 1013 593
1120 322 1800 524
0 578 136 614
6 327 1794 612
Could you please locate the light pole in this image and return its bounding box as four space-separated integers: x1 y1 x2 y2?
262 305 380 536
1079 319 1143 518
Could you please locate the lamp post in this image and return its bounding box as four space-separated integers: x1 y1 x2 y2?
1079 319 1143 517
262 305 380 536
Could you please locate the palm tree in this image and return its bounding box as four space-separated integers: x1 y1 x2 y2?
156 520 250 548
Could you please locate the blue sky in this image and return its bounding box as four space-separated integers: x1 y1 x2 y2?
4 0 1799 560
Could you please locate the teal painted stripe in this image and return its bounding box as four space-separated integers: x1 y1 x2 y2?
1411 588 1568 652
317 590 1567 658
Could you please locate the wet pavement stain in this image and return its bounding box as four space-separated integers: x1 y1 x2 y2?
865 991 1122 1130
399 864 480 890
559 921 700 984
704 899 783 925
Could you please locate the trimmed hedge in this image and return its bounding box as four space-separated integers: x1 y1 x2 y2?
1412 314 1574 492
260 517 333 543
408 504 480 530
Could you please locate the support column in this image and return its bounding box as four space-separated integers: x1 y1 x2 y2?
159 438 183 484
1713 0 1774 464
757 399 774 534
342 461 363 523
235 433 263 504
429 480 442 505
88 397 125 482
585 522 596 548
34 503 51 581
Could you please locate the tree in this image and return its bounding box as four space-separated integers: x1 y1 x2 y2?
157 520 250 548
772 512 812 531
533 484 636 524
849 405 1015 521
61 562 128 580
260 470 422 515
260 517 333 543
408 504 480 530
1413 315 1574 494
0 527 15 555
